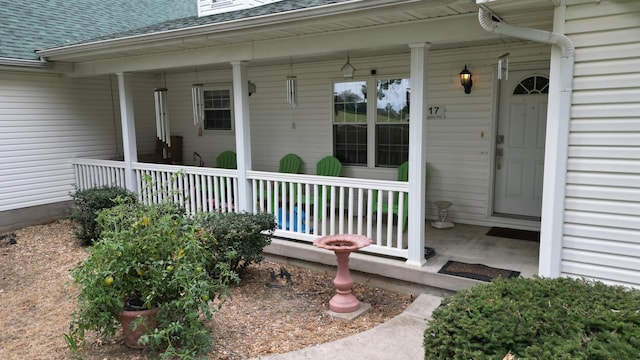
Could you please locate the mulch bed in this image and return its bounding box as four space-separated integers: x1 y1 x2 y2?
0 219 413 360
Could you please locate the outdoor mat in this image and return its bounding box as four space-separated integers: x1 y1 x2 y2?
438 260 520 282
486 227 540 242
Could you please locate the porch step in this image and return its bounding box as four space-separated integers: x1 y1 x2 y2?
264 238 480 296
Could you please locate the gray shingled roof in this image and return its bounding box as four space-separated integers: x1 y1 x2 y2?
1 0 347 61
0 0 195 60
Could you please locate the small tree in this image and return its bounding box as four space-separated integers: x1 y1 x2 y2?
67 198 238 358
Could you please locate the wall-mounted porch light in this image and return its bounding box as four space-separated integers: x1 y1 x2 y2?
459 65 473 94
341 56 355 78
191 84 204 126
154 87 171 150
248 81 257 96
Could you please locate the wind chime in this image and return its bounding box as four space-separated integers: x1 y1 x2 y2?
498 52 509 80
192 83 204 129
154 85 170 158
192 64 205 137
286 58 297 108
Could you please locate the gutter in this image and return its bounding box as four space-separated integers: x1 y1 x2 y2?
478 5 574 278
0 57 51 69
36 0 429 60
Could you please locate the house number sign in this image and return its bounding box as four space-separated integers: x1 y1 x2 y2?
427 105 444 120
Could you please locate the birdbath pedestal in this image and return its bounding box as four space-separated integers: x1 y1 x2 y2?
313 234 372 313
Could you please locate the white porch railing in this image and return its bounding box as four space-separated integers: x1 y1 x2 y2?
133 162 238 214
72 159 410 260
72 158 126 190
72 159 238 214
247 171 409 259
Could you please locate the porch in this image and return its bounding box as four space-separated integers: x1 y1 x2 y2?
72 158 539 292
266 221 539 293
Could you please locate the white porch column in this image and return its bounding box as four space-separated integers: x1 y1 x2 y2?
116 72 138 192
231 61 253 212
406 43 430 267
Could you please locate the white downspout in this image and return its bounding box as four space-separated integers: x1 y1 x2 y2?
478 6 575 278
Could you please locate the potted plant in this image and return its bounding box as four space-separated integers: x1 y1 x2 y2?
66 198 238 358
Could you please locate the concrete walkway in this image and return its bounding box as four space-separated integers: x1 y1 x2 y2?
252 293 442 360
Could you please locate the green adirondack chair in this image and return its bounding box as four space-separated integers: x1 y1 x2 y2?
316 155 342 177
216 151 237 169
278 154 302 199
300 156 342 220
213 151 237 206
279 153 302 174
267 153 302 211
372 161 427 232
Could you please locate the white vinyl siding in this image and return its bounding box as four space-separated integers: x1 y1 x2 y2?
0 72 159 212
0 72 116 211
562 0 640 288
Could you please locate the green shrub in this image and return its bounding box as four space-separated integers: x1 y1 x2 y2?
424 277 640 359
195 212 276 277
68 186 137 245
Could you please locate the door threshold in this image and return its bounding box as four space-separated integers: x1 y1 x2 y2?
492 212 541 222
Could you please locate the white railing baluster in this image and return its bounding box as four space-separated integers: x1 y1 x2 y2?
347 187 354 234
195 174 202 212
356 188 363 235
266 180 273 214
212 176 220 212
252 180 258 213
386 191 394 248
397 192 405 248
332 186 345 234
376 190 383 247
329 185 336 235
187 173 194 214
366 189 373 238
206 176 213 212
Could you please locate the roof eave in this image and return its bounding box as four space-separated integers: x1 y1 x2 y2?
37 0 426 61
0 57 54 72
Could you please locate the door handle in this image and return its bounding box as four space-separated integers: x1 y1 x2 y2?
496 148 504 169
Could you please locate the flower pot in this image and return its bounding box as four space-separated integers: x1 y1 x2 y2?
116 307 159 349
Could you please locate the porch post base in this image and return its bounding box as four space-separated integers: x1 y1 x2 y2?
405 258 427 267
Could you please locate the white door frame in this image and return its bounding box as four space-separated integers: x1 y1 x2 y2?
494 69 549 219
488 62 550 228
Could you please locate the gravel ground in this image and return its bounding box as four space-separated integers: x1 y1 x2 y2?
0 219 413 359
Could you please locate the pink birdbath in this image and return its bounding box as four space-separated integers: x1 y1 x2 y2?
313 234 372 313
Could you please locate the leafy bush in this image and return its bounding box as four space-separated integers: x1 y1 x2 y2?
195 212 276 277
423 277 640 359
67 198 239 359
68 186 137 245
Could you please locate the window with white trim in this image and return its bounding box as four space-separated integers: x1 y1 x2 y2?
332 78 410 167
203 87 233 131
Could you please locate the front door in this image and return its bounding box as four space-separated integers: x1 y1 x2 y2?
494 71 549 218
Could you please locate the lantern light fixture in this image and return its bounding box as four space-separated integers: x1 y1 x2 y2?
341 56 355 78
459 65 473 94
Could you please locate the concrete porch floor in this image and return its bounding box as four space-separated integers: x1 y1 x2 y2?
264 221 540 294
423 222 540 279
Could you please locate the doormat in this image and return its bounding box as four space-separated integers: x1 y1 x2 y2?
438 260 520 282
486 227 540 242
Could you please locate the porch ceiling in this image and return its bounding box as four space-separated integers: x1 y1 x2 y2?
38 0 554 75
